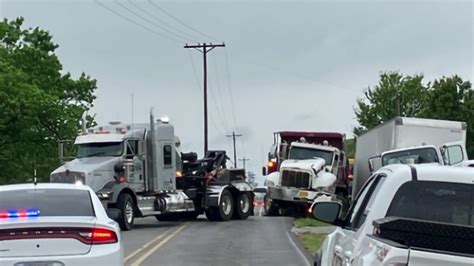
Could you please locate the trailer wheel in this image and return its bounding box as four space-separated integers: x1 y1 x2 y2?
233 192 252 220
206 189 233 221
117 193 134 231
264 195 279 216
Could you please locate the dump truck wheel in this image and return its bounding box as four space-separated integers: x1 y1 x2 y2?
264 195 279 216
117 193 134 231
233 192 252 220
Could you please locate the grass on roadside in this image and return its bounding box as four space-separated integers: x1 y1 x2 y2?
297 233 327 255
294 217 329 228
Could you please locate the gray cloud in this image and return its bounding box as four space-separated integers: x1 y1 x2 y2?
2 0 472 177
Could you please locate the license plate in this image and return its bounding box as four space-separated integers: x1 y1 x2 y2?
15 262 64 266
297 191 309 198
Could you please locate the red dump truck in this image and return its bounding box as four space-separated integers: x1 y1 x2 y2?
262 131 350 216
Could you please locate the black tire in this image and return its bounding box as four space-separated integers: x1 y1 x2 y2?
155 212 200 221
205 207 219 221
233 192 253 220
116 193 134 231
264 195 279 216
205 189 234 221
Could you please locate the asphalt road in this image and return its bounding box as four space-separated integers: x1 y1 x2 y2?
122 211 311 266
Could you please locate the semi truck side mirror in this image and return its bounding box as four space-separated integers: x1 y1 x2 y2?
262 166 267 176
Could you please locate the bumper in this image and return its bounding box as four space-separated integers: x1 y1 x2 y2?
0 243 123 266
267 186 333 206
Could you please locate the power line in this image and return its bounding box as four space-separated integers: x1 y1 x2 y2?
239 157 250 170
224 49 239 131
210 53 231 131
147 0 219 41
115 0 188 43
187 50 225 136
184 42 226 153
127 0 201 42
93 0 181 44
226 131 242 168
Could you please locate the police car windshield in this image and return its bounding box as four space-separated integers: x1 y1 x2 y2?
288 147 333 165
77 142 123 158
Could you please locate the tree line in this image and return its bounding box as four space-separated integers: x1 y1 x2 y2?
353 71 474 158
0 18 96 184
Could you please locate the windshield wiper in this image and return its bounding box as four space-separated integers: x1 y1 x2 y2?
84 152 108 157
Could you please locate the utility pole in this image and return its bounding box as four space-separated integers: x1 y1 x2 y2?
239 157 250 170
184 42 226 154
226 131 242 168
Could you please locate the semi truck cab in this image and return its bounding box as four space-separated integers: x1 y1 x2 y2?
51 113 254 230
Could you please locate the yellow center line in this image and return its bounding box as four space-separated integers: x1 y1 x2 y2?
130 222 189 266
124 226 177 263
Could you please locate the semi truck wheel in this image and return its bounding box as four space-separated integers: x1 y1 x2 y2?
117 193 134 231
233 192 252 220
264 195 279 216
155 212 200 221
205 189 234 221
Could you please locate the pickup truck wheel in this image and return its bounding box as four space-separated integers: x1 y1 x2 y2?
117 193 134 231
233 192 253 220
264 195 279 216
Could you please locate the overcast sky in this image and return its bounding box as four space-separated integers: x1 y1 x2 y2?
1 0 473 178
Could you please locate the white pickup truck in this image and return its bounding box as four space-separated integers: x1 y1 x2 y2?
310 164 474 266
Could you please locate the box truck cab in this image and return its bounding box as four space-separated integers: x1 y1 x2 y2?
353 117 469 198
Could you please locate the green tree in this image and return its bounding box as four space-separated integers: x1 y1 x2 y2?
344 138 355 159
354 71 427 136
0 17 97 184
421 76 474 157
353 72 474 158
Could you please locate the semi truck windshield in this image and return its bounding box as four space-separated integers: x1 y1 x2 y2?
288 147 333 165
382 147 439 166
77 142 123 158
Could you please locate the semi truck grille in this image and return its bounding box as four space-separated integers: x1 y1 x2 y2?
281 170 310 188
51 171 85 184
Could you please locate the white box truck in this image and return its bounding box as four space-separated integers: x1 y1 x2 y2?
353 117 468 197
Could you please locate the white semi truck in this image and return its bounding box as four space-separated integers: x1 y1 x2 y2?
51 112 254 230
353 117 469 197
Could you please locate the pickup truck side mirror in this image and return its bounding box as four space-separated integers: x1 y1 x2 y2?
311 201 341 225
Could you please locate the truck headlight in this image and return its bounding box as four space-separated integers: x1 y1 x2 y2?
97 190 113 199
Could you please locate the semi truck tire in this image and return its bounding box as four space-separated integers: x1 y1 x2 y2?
233 192 252 220
205 189 234 221
117 193 134 231
264 195 279 216
155 212 200 221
